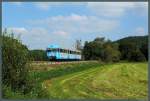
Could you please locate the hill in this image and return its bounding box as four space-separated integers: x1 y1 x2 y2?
114 35 148 60
115 35 148 48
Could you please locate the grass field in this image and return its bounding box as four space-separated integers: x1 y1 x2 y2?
32 61 148 99
4 61 148 99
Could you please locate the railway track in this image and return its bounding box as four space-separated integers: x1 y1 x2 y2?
29 61 99 71
30 61 97 65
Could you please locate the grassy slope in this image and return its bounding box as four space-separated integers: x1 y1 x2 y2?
42 62 148 99
3 62 147 99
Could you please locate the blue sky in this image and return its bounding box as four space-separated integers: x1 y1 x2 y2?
2 2 148 50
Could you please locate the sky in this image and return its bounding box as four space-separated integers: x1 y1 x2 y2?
2 2 148 50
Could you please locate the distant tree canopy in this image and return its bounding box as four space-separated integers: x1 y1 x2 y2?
75 39 82 51
82 36 148 62
116 35 148 61
29 50 48 61
140 42 148 60
82 37 120 62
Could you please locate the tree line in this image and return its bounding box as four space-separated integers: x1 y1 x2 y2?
28 36 148 62
82 37 121 62
29 50 48 61
82 36 148 62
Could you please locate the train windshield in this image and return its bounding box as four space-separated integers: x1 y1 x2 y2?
46 48 59 52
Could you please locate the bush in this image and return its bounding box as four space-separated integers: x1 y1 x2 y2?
29 50 48 61
2 31 32 94
103 45 120 63
140 43 148 61
82 37 121 62
129 49 146 62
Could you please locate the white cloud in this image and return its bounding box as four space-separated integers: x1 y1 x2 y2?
26 14 119 49
52 31 69 37
6 27 74 49
35 3 51 10
29 13 119 34
8 2 148 17
8 27 27 33
87 2 148 17
12 2 22 6
134 27 147 36
6 27 28 39
6 27 50 49
6 2 148 49
35 2 86 10
11 2 147 17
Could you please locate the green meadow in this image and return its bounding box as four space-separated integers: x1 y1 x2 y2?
41 62 148 99
4 61 148 99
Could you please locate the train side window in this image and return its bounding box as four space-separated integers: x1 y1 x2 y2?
61 49 65 53
64 49 67 53
57 48 59 52
75 51 77 54
60 49 63 53
56 48 59 52
66 50 69 54
53 49 55 52
65 49 67 53
46 48 52 52
52 49 57 52
47 50 51 52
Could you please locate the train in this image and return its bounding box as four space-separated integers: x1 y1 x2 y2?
46 44 81 60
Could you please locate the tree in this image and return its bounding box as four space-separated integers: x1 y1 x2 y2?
2 29 32 94
119 43 137 60
140 43 148 60
29 50 48 61
129 49 146 62
103 44 120 62
116 35 148 61
75 39 82 51
94 37 105 44
82 37 120 62
82 41 91 60
83 36 147 62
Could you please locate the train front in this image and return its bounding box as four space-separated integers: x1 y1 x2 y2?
46 44 59 60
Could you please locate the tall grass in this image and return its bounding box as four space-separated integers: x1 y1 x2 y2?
3 61 102 99
30 62 101 83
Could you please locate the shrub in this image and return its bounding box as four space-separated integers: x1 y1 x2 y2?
82 37 121 62
29 50 48 61
2 30 32 94
129 49 146 62
103 45 120 63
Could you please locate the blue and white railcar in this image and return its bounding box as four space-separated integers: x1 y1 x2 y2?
46 44 81 60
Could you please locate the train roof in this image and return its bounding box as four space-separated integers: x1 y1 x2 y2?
47 44 59 48
47 44 81 53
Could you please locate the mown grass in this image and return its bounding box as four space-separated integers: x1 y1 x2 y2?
42 62 148 99
4 61 148 99
30 61 101 82
3 61 102 99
